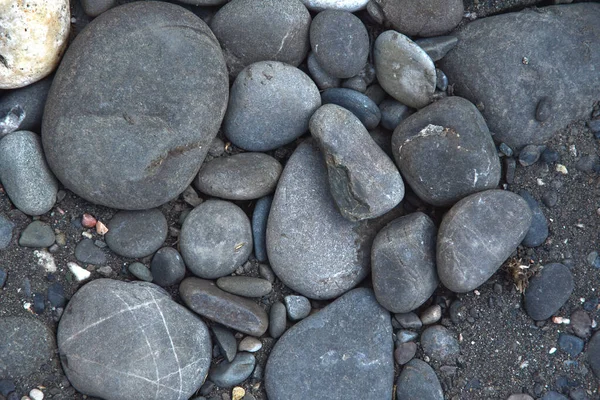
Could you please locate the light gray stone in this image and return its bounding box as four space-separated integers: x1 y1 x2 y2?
216 276 272 298
301 0 369 11
105 209 168 259
283 295 311 321
19 221 55 248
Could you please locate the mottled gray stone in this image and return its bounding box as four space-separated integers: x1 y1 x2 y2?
0 131 58 215
372 212 438 313
0 77 52 133
588 331 600 379
57 279 211 400
392 96 500 207
42 2 229 210
373 0 463 37
420 325 459 362
379 99 411 131
180 200 252 279
524 263 574 321
437 190 532 293
151 247 186 287
75 238 107 265
0 317 55 379
224 61 321 152
265 289 393 400
310 104 404 221
310 10 369 79
211 0 311 77
440 4 600 150
396 359 443 400
179 277 268 336
374 31 436 109
105 209 168 259
128 262 153 282
307 52 341 90
518 190 549 248
266 141 372 299
194 153 282 201
208 352 255 388
320 88 381 130
216 276 272 298
19 221 55 248
415 36 458 62
283 295 311 321
0 213 14 250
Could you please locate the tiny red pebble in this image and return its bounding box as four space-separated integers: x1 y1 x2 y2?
81 213 97 228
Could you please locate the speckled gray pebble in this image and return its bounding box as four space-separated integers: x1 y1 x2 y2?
421 325 459 362
150 247 186 287
524 263 574 320
212 325 237 362
0 213 14 250
105 209 167 259
394 313 422 330
518 190 548 248
320 88 381 129
415 36 459 62
396 359 443 400
379 99 411 131
208 352 256 388
19 221 55 248
180 200 252 279
420 305 442 325
283 295 311 321
252 196 272 263
0 131 58 215
128 262 153 282
269 302 287 339
75 239 107 265
394 342 417 365
216 276 272 298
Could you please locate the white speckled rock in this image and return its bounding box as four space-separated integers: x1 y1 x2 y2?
0 0 70 89
300 0 369 11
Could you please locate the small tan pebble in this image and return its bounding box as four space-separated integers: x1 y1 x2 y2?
81 213 97 228
238 336 262 353
55 232 67 246
29 388 44 400
552 316 570 324
555 164 568 174
232 387 245 400
96 220 108 235
82 231 93 239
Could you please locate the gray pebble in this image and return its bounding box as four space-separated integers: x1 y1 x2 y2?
397 330 419 343
342 76 367 93
252 196 273 263
524 263 574 320
47 282 66 308
364 83 387 105
238 336 262 353
150 247 186 287
394 342 417 365
320 88 382 130
0 77 52 133
283 295 311 321
128 262 153 282
258 263 275 283
379 99 412 131
505 157 517 184
396 359 443 400
420 305 442 325
0 269 6 288
415 36 459 62
394 312 422 330
209 352 256 388
269 302 287 339
518 190 549 248
519 145 543 166
0 213 14 250
542 392 568 400
212 325 238 362
436 69 448 91
557 333 584 357
307 52 341 90
75 239 107 265
369 127 393 158
216 276 272 298
105 209 168 259
81 0 116 17
587 331 600 379
421 325 459 362
575 155 598 172
19 221 55 248
569 310 591 338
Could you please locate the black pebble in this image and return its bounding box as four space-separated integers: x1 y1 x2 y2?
33 292 45 314
47 282 66 308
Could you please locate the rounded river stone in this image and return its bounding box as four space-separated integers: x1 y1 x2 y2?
180 200 252 279
524 263 574 321
42 2 229 210
396 359 443 400
437 190 533 293
105 209 168 259
300 0 369 11
223 61 321 152
57 279 211 400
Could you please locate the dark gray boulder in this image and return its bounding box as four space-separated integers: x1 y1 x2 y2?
440 4 600 150
42 2 229 210
105 209 168 259
210 0 311 77
372 212 438 313
57 279 211 400
392 96 500 207
265 288 394 400
524 263 574 321
396 359 443 400
437 190 532 293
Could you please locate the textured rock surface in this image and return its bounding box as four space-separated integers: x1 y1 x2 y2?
420 325 460 362
266 141 372 299
396 359 443 400
301 0 369 11
440 4 600 149
392 96 500 207
0 0 70 89
372 213 438 313
42 2 229 209
105 209 168 259
57 279 211 400
265 289 394 400
0 77 52 132
524 263 574 321
437 190 532 293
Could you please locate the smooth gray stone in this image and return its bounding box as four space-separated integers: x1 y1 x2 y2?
19 221 55 248
394 312 422 330
223 61 321 152
307 52 341 90
320 88 381 129
373 0 463 37
420 325 459 362
524 263 574 321
397 330 418 344
269 302 287 339
128 262 153 282
283 295 311 321
420 305 442 325
0 317 55 379
194 153 282 201
369 127 393 158
216 276 272 298
310 10 369 79
365 83 387 105
588 331 600 379
75 238 107 265
374 31 436 109
372 212 438 313
415 36 459 62
180 200 252 279
394 342 417 365
440 4 600 150
342 76 367 93
151 247 186 287
105 209 168 259
518 190 549 248
542 392 568 400
266 141 372 299
392 96 500 207
238 336 262 353
42 2 229 210
437 190 532 293
265 288 393 400
210 0 311 77
0 213 14 250
396 359 443 400
0 131 58 215
57 279 211 400
379 99 412 131
0 77 52 132
81 0 116 17
208 352 255 388
252 195 272 263
211 325 237 362
179 277 268 336
310 104 404 221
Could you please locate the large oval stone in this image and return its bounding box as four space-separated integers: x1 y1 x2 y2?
437 190 532 293
42 2 229 210
265 288 393 400
392 96 500 207
266 140 371 299
57 279 211 400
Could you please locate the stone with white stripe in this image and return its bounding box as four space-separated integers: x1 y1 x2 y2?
57 279 211 400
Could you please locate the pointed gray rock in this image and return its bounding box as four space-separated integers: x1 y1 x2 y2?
265 288 394 400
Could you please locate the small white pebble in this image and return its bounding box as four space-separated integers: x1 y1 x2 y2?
68 262 91 281
70 17 77 23
556 164 568 174
552 316 570 324
474 290 481 296
471 341 475 345
519 360 529 369
82 231 93 239
29 388 44 400
21 396 32 400
592 320 598 329
23 302 31 310
569 144 577 157
536 178 545 186
580 298 586 303
549 347 557 354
